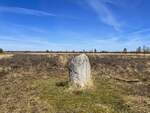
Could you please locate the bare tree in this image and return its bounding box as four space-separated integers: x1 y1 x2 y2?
143 45 150 53
136 46 142 53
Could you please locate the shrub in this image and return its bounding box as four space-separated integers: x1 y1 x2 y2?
0 48 3 53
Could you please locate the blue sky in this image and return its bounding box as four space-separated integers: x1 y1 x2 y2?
0 0 150 51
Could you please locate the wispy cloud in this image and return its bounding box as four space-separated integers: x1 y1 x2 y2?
81 36 150 51
85 0 122 31
0 6 81 20
0 35 72 51
100 0 142 9
0 6 56 16
0 29 150 51
130 28 150 35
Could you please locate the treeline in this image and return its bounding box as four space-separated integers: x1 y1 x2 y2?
45 45 150 53
121 46 150 54
1 45 150 54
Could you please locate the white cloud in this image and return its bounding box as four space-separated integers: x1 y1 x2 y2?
85 0 121 31
0 6 56 16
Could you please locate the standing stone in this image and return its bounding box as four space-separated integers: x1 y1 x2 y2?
69 54 92 88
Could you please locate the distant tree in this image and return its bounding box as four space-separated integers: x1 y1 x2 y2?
143 45 146 53
50 50 53 53
143 45 150 53
145 47 150 53
94 49 97 53
148 47 150 53
136 46 142 53
0 48 3 53
123 48 127 53
46 50 49 53
101 51 108 53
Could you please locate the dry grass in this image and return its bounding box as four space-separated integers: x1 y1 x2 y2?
0 54 13 59
0 53 149 113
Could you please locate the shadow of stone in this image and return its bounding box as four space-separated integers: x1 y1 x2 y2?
56 81 69 87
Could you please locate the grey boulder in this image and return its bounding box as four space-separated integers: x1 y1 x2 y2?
69 54 92 88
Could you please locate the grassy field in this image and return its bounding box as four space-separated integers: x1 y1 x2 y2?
0 53 150 113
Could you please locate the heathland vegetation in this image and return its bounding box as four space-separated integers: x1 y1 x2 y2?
0 53 150 113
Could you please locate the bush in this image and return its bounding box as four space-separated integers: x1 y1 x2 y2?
0 48 3 53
